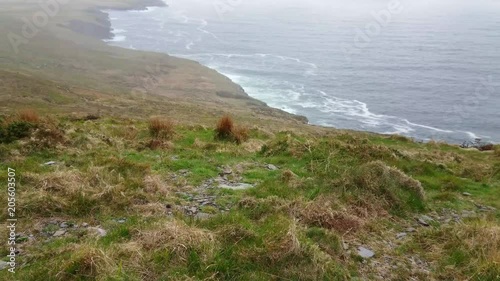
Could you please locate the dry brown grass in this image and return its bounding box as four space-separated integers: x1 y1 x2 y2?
266 219 303 263
55 244 115 281
143 175 171 196
146 139 173 150
149 117 174 140
215 115 249 144
18 108 40 123
29 119 66 149
215 115 234 140
137 220 217 263
299 199 362 234
232 125 249 144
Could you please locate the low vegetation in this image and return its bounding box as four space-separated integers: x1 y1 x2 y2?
215 115 249 144
0 111 498 280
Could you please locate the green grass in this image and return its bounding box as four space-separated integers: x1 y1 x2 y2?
0 112 498 280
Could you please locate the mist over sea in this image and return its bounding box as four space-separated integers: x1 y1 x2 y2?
104 0 500 143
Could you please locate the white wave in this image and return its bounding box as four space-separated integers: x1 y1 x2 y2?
104 35 126 42
403 120 453 133
112 28 126 34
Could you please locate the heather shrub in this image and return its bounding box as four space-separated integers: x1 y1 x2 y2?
1 121 35 143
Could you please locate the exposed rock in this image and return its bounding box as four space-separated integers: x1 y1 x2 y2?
462 192 472 196
406 227 416 233
195 212 213 220
266 164 278 171
178 169 190 176
221 166 233 175
396 232 407 239
219 183 254 190
0 261 10 270
358 246 375 258
81 222 89 227
53 230 66 237
461 210 476 218
184 206 198 215
60 222 68 228
416 218 430 226
88 227 107 237
44 161 56 166
475 203 496 211
416 215 433 226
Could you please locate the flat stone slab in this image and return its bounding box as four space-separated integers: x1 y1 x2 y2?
53 230 66 237
219 183 254 190
358 246 375 258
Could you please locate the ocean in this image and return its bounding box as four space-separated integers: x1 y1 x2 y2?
104 0 500 143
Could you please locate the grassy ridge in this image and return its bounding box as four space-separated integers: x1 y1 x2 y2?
0 112 498 280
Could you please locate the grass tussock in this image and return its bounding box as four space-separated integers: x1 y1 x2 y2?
494 145 500 157
18 108 40 123
149 117 174 140
137 220 217 263
29 118 66 149
56 244 114 281
215 115 249 144
299 199 362 234
413 220 500 280
350 160 426 212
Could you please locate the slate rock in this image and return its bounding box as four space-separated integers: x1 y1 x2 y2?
358 246 375 258
53 230 66 237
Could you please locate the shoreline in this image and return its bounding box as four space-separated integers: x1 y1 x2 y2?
68 1 494 145
90 0 309 124
67 0 168 41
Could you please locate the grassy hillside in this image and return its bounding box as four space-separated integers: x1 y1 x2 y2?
0 0 499 280
0 111 498 280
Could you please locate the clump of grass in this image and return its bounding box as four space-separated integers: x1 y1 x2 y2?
299 199 362 234
215 115 234 140
143 175 171 196
413 220 500 280
349 160 426 212
494 145 500 157
232 125 249 144
56 244 114 280
29 119 66 149
146 139 173 150
18 108 40 123
137 220 217 264
215 115 249 144
148 117 174 140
